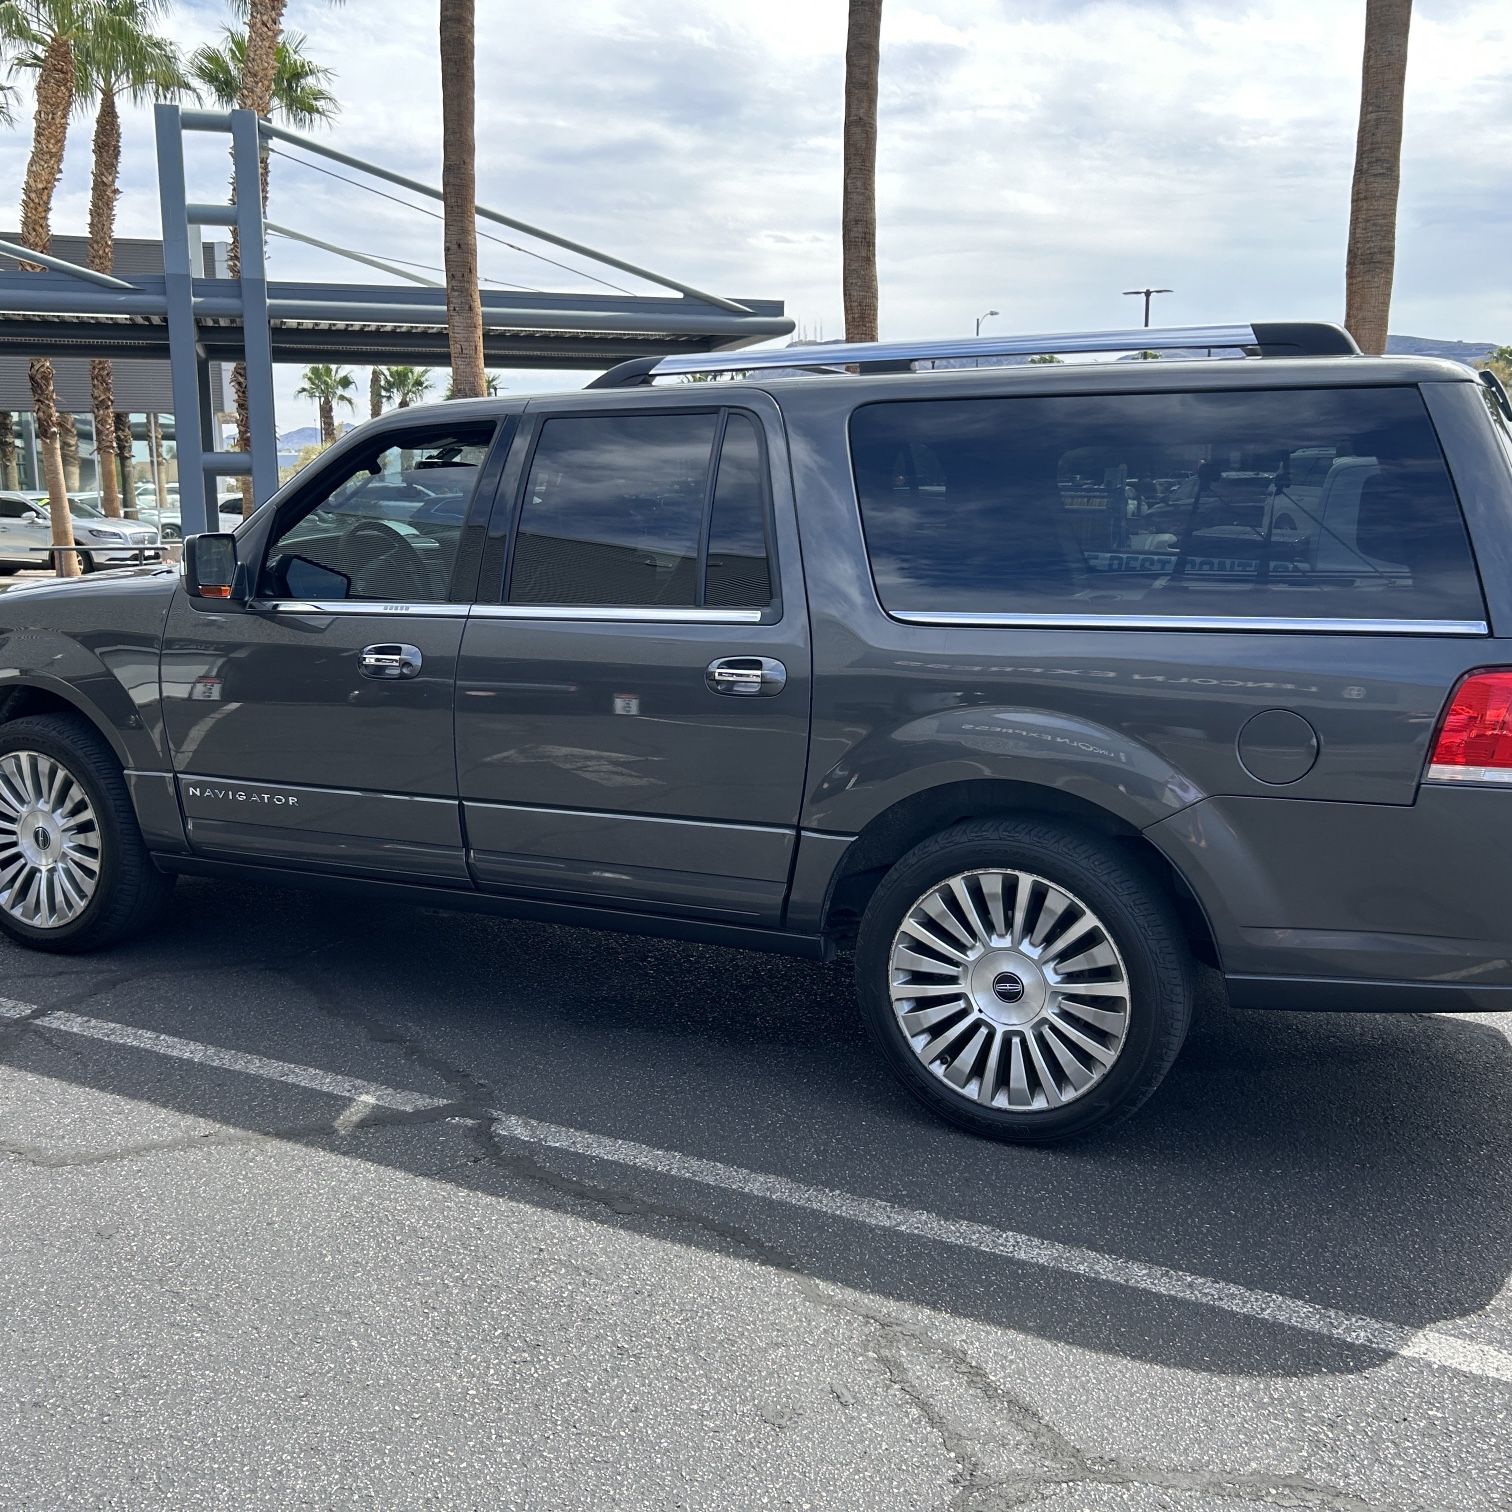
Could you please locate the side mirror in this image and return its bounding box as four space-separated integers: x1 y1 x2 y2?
183 533 243 602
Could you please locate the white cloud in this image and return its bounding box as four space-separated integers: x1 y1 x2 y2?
1 0 1510 430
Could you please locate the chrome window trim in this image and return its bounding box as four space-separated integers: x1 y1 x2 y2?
472 604 765 624
249 599 470 617
888 611 1490 636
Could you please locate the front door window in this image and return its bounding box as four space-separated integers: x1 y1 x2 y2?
263 425 495 602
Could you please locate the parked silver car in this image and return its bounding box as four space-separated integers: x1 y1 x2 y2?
0 491 162 573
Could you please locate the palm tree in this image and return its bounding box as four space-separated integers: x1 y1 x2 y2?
383 366 431 409
191 1 341 514
842 0 882 343
1481 345 1512 391
1344 0 1413 356
112 410 134 508
294 363 356 444
188 24 337 130
439 0 484 399
57 410 79 488
369 364 384 419
0 412 18 489
79 0 187 518
444 370 499 400
2 0 105 578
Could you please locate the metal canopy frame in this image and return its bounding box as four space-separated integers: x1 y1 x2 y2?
0 105 794 535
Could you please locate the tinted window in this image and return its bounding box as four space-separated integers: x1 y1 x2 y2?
262 426 492 601
851 388 1484 622
705 414 773 608
509 410 774 610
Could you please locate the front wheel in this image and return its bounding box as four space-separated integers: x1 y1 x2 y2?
855 818 1193 1143
0 714 174 952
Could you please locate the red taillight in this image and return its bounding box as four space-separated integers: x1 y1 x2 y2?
1428 671 1512 783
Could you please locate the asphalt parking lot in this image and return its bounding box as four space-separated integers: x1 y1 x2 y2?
2 874 1511 1509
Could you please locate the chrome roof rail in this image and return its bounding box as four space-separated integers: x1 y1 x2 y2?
587 321 1361 388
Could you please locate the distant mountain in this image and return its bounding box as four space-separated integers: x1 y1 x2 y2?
1385 335 1497 364
276 422 354 449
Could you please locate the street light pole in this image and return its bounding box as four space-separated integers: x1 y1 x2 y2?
1123 288 1173 328
975 308 999 336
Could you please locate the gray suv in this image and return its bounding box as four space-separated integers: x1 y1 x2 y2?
4 320 1511 1142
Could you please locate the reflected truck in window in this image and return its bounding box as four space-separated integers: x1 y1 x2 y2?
4 320 1512 1143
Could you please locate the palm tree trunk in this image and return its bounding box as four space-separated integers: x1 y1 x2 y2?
1345 0 1412 356
149 413 169 514
115 413 137 517
228 0 289 518
319 396 334 445
58 412 81 491
842 0 882 343
88 85 124 517
440 0 486 399
0 412 17 491
370 366 384 419
90 365 120 514
21 36 79 577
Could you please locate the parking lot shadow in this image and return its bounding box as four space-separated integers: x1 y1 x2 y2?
3 875 1510 1381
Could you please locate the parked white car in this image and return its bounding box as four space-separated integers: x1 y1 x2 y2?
133 486 245 542
0 490 163 573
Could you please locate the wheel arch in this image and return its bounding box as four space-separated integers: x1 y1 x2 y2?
819 778 1221 970
0 678 135 770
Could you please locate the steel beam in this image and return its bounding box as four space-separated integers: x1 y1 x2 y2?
257 118 752 316
155 103 212 538
231 109 279 509
0 239 135 290
266 222 441 287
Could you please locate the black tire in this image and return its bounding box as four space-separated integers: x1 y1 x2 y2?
0 713 174 953
76 552 95 574
855 818 1193 1143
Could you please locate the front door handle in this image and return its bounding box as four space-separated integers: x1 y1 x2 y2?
359 643 423 680
706 656 786 697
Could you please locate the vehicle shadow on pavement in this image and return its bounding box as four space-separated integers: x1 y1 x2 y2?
3 876 1510 1382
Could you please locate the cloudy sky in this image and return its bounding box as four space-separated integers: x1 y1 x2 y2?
3 0 1511 434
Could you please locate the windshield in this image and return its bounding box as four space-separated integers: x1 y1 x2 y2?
38 496 105 519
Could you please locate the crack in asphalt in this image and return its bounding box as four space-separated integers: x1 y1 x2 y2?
799 1289 1387 1511
291 963 505 1115
469 1114 800 1271
0 969 1462 1506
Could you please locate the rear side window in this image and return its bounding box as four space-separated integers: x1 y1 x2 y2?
850 387 1485 623
509 409 774 610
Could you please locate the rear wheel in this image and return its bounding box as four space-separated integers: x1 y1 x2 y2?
855 818 1193 1142
0 714 173 952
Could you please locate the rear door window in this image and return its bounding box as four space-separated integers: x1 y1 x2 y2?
850 387 1485 623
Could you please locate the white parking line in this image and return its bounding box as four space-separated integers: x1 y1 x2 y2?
3 994 1511 1386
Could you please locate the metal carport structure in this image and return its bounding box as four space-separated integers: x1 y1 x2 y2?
0 105 794 536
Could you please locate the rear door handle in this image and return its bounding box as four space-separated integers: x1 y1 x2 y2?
359 643 423 679
706 656 786 697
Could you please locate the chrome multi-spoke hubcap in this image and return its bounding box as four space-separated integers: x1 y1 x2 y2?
888 868 1131 1112
0 752 101 929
